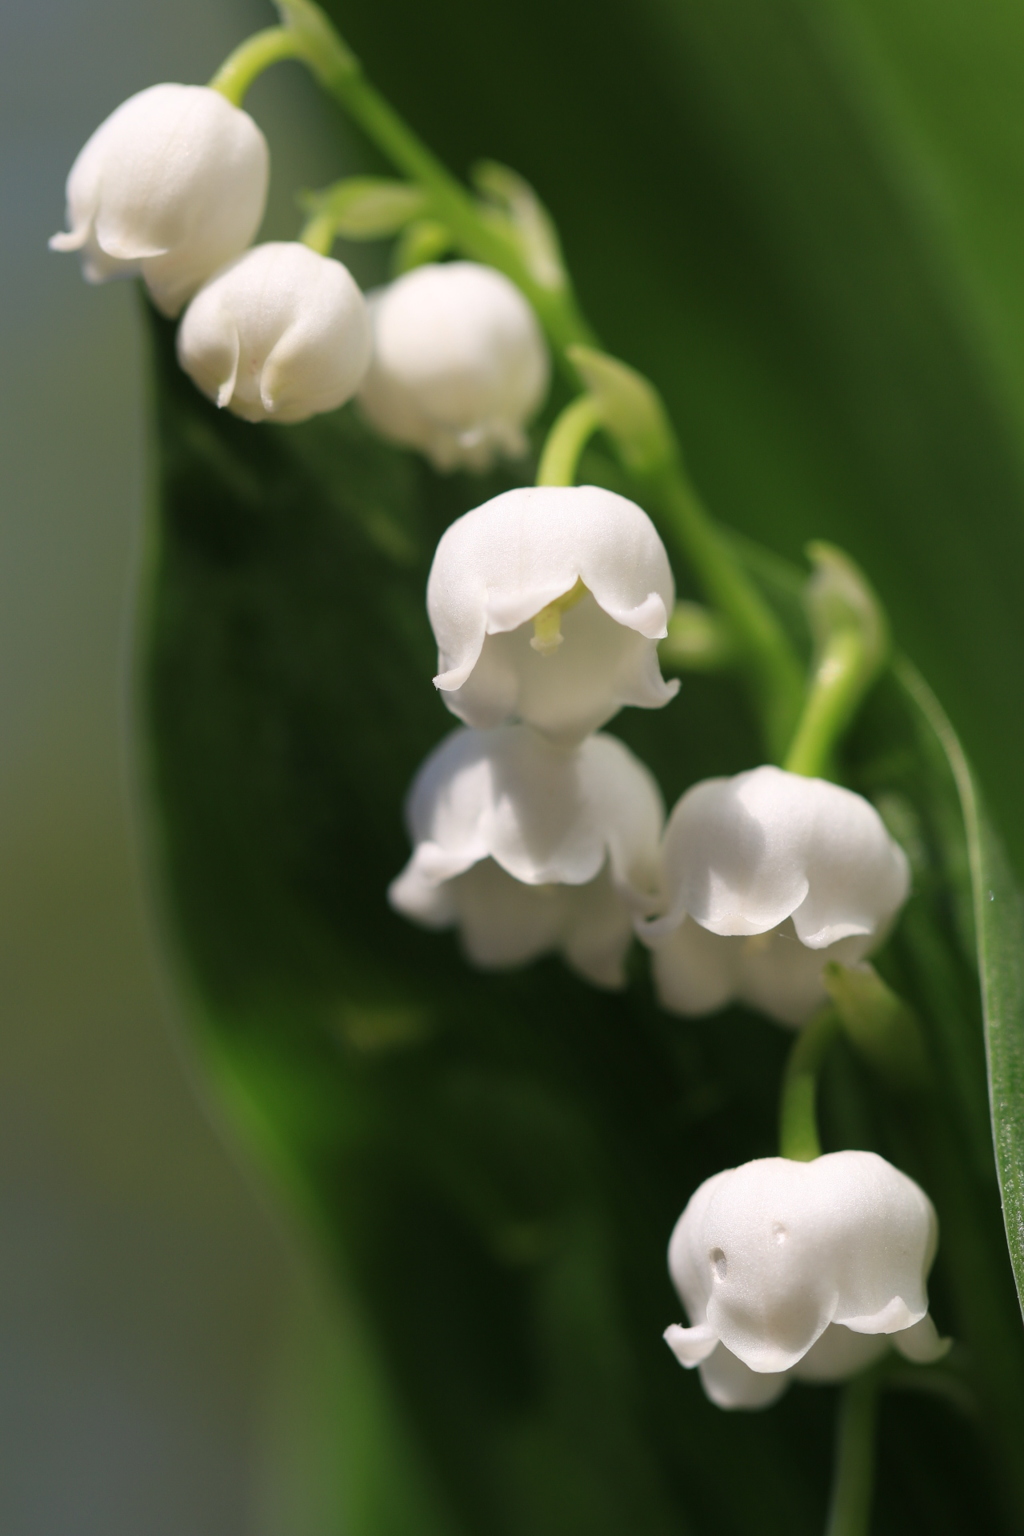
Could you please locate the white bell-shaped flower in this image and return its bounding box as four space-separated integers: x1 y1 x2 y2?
177 243 372 424
50 84 269 317
357 261 549 470
388 724 664 987
639 765 910 1026
664 1151 948 1410
427 485 679 746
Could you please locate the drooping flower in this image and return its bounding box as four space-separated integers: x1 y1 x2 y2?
388 725 664 986
427 485 679 747
50 84 269 317
177 243 372 424
357 261 549 470
638 765 910 1026
664 1151 948 1410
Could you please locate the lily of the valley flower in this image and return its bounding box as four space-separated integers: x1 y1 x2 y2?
388 724 664 986
665 1151 948 1410
358 261 549 470
177 243 372 423
639 765 910 1026
50 84 269 317
427 485 679 746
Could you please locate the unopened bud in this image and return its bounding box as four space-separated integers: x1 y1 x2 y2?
50 84 269 317
177 243 371 424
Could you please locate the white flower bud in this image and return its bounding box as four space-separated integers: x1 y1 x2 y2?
176 243 372 424
427 485 679 746
639 766 910 1026
388 725 664 987
357 262 549 470
664 1151 948 1410
50 84 269 318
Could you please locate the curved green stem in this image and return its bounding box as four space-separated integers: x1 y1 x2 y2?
262 0 805 759
825 1369 881 1536
779 1006 841 1161
641 459 805 758
268 2 593 358
784 628 868 777
298 211 337 255
536 395 603 487
208 27 309 105
783 543 887 776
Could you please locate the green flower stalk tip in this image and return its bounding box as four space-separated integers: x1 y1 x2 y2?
779 1006 841 1161
536 394 604 487
823 961 929 1090
784 543 889 779
660 602 739 671
208 27 311 105
566 346 676 478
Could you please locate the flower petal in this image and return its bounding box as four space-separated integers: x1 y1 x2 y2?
698 1345 792 1410
663 1322 719 1366
891 1312 951 1364
428 486 675 705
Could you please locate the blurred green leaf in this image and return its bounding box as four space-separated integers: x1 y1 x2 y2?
144 308 1019 1533
895 658 1024 1318
140 0 1024 1526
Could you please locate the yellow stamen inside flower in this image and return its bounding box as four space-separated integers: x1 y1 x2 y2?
530 578 587 655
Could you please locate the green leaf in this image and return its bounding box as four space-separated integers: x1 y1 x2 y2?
144 300 1023 1533
140 0 1024 1526
143 309 825 1535
895 657 1024 1316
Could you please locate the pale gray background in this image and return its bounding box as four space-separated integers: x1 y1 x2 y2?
1 1 363 1529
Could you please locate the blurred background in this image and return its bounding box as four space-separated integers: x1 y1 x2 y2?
9 0 1024 1530
1 1 367 1530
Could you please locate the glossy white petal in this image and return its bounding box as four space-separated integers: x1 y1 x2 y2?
667 1325 892 1412
51 84 269 317
666 1152 944 1382
427 485 678 745
177 243 371 423
388 725 663 984
639 766 909 1024
656 767 909 942
680 1325 889 1412
694 1344 791 1411
358 261 549 470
